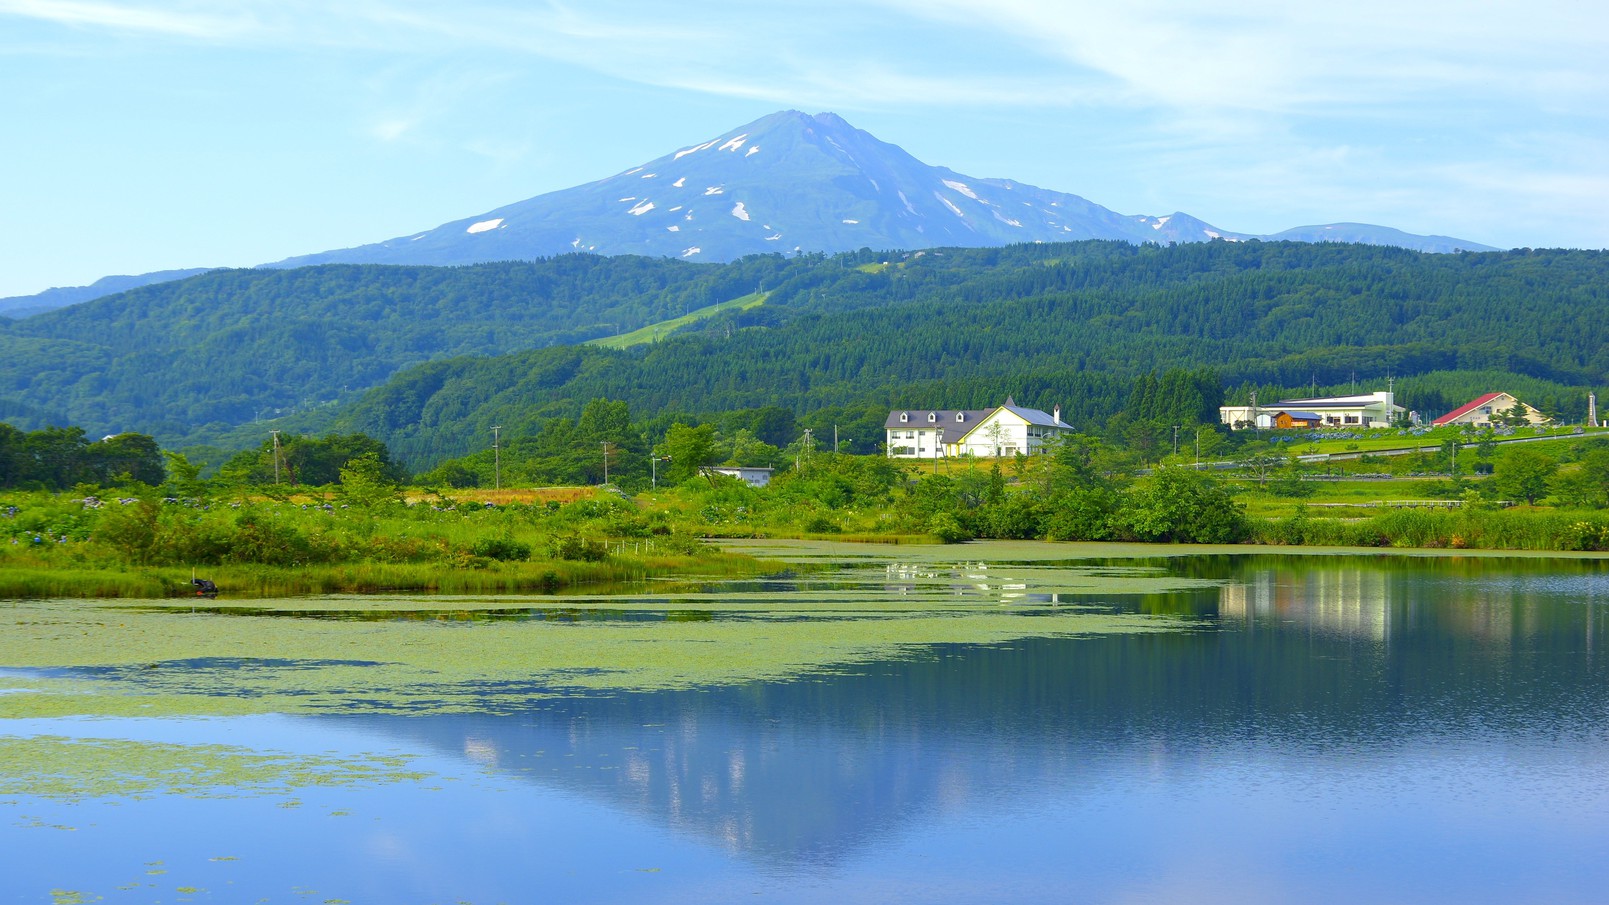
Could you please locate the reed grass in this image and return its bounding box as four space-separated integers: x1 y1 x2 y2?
0 553 772 599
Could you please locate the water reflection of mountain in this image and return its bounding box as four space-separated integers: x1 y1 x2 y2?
332 556 1609 868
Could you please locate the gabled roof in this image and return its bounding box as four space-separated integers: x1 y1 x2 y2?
887 401 1071 446
1274 411 1323 421
885 409 991 445
1433 392 1508 426
999 403 1073 429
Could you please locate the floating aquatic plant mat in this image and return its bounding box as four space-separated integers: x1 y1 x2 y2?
0 551 1211 720
0 733 427 802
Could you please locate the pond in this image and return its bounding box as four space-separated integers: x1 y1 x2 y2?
4 541 1609 904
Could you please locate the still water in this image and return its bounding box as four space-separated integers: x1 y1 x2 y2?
5 544 1609 903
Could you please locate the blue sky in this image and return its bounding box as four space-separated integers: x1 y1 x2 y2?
3 0 1606 298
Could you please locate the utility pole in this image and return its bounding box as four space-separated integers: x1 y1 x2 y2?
651 455 659 489
1173 425 1181 457
602 441 610 484
492 426 502 490
834 424 839 454
1195 426 1203 468
269 430 281 485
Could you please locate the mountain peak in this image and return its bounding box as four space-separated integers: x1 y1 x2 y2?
261 110 1495 270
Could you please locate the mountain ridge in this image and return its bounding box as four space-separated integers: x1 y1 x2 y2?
271 110 1491 270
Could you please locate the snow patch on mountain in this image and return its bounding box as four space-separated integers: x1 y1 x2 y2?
466 218 503 234
672 177 686 188
992 211 1022 228
942 180 979 201
731 202 750 221
934 193 964 217
843 219 859 224
704 186 724 196
746 146 760 157
628 201 655 216
719 135 748 152
674 140 718 159
682 247 701 257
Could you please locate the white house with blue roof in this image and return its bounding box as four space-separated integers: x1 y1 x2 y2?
885 398 1071 458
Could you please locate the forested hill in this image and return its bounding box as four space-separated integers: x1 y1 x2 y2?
1 240 1604 458
331 242 1609 467
0 254 788 441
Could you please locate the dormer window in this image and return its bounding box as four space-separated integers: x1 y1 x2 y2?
956 413 966 422
928 412 937 422
900 412 908 423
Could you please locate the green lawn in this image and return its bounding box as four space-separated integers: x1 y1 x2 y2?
1258 425 1606 459
1236 475 1484 518
587 291 769 350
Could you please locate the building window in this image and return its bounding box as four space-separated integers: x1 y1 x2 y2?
900 412 908 423
928 412 937 422
956 413 966 422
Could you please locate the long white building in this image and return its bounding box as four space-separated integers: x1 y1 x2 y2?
1219 391 1404 430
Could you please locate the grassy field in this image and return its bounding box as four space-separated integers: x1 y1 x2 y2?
1237 478 1477 519
1240 425 1606 459
586 291 768 349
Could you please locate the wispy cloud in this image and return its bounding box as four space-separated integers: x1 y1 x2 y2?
0 0 258 39
865 0 1609 115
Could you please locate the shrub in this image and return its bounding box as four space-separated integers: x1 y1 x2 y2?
470 536 532 561
801 514 841 534
550 534 607 562
927 513 971 544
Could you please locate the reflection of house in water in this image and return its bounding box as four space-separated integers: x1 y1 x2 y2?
882 562 1029 602
1218 568 1393 641
1217 561 1609 650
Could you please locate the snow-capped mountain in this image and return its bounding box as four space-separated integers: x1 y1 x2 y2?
4 111 1496 318
270 110 1493 269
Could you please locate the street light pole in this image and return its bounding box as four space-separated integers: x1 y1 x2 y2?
491 426 501 490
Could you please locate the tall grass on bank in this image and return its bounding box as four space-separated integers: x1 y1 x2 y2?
0 555 773 600
1252 507 1609 551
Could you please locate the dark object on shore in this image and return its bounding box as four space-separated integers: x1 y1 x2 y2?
192 578 218 599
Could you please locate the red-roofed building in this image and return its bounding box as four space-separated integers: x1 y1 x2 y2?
1433 393 1550 427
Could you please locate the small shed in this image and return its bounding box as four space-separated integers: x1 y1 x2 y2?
1273 411 1322 429
704 466 773 488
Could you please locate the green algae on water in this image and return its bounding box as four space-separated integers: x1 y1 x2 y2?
0 600 1175 718
0 735 429 802
0 542 1212 719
